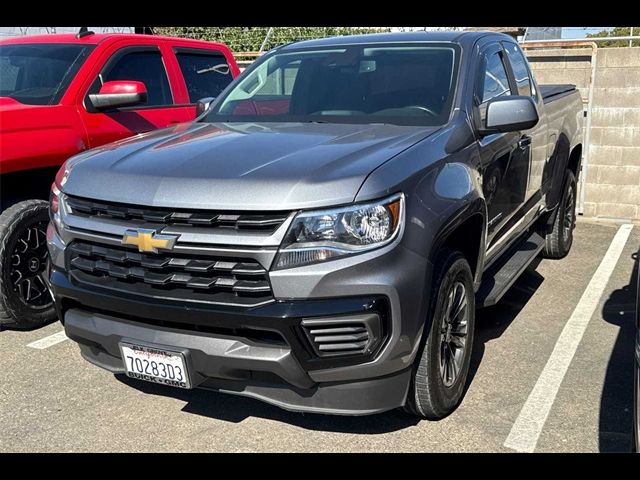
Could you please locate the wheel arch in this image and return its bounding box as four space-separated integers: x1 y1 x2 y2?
429 198 487 290
546 133 572 210
567 143 582 181
1 167 59 214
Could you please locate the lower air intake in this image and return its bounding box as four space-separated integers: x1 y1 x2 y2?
301 313 382 357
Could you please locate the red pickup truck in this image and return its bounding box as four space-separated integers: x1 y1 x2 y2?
0 30 240 328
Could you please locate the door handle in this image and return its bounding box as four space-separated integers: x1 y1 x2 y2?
518 137 532 149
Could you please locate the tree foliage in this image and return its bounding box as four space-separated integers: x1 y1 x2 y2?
154 27 393 57
586 26 639 47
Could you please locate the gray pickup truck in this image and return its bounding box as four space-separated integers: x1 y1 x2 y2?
47 31 583 418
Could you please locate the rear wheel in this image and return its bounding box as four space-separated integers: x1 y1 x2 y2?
404 250 475 419
0 200 56 328
542 170 577 259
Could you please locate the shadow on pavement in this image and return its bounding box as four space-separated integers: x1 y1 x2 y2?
599 250 638 452
0 317 58 332
468 260 545 388
116 374 421 434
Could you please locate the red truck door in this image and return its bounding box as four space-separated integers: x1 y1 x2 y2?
77 42 194 148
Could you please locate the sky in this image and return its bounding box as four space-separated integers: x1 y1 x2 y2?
561 27 612 39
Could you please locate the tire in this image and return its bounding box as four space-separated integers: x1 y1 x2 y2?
633 364 639 453
404 250 476 419
0 200 57 329
542 170 577 259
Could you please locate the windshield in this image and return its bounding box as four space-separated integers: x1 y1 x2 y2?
0 43 93 105
205 43 459 126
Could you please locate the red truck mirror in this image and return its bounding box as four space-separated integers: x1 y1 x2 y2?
88 80 148 110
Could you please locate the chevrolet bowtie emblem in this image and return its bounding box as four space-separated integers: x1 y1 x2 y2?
122 228 178 253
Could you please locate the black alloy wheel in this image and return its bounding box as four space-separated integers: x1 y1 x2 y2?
438 280 470 387
10 221 51 309
0 200 57 328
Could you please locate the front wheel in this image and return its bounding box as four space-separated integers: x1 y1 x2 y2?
404 250 475 419
542 170 577 259
0 200 57 328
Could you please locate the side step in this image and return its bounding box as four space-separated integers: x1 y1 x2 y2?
476 231 545 307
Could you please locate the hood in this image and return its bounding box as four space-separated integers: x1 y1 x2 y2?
63 121 439 210
0 98 75 133
0 97 54 126
0 97 34 111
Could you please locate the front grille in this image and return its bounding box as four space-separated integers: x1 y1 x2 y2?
65 196 288 232
67 241 273 307
301 313 382 357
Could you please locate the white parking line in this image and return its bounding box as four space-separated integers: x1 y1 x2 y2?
504 223 634 453
26 330 68 350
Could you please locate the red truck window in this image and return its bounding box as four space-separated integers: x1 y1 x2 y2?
86 49 173 108
174 49 233 103
0 43 93 105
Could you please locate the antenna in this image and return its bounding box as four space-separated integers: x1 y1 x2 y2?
77 27 95 39
134 27 155 35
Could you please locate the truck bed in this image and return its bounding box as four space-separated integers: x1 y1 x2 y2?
540 84 577 103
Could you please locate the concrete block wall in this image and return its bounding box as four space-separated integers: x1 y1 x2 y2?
527 46 640 221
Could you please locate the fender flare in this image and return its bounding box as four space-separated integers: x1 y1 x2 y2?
429 196 487 289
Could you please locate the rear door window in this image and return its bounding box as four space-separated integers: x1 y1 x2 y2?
175 50 233 103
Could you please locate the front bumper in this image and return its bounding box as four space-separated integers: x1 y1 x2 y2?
63 306 411 415
49 218 432 414
51 269 411 414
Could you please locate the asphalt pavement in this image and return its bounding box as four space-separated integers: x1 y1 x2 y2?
1 219 638 452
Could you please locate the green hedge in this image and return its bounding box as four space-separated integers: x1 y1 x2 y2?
155 27 392 57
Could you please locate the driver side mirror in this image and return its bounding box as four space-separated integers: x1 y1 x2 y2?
478 95 539 135
195 97 216 117
88 80 148 110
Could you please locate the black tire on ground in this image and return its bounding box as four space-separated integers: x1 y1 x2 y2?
633 365 639 453
0 200 57 328
542 170 577 259
404 250 475 419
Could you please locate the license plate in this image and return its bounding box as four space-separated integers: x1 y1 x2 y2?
120 343 191 389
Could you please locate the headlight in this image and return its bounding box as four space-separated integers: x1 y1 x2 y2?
54 159 71 189
49 183 64 235
274 193 404 270
49 161 70 235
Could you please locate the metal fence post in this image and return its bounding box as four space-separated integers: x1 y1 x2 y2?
259 27 274 53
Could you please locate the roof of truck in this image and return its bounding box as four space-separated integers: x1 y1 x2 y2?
279 30 513 50
0 33 230 49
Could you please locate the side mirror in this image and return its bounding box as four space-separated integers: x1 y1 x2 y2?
480 95 539 134
88 80 148 110
195 97 215 117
